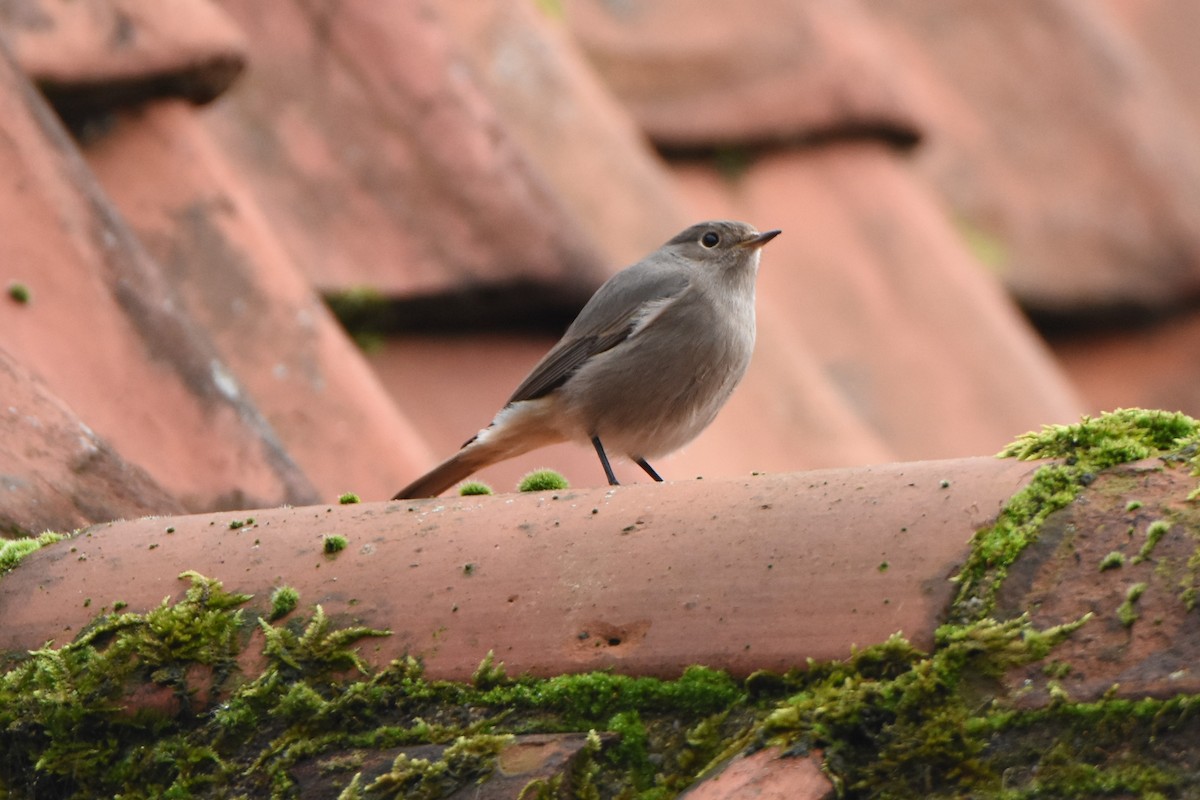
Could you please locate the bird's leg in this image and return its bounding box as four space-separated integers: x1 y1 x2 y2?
591 436 620 485
635 458 664 482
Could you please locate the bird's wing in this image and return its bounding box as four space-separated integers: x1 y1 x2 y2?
507 267 690 403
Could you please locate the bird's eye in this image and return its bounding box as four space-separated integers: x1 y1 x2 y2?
700 231 720 248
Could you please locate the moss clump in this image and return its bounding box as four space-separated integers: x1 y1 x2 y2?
355 734 513 799
741 615 1092 796
0 531 64 576
7 281 31 304
1117 582 1148 627
1132 519 1171 564
741 612 1200 796
1098 551 1125 571
325 286 392 352
518 470 569 493
269 585 300 621
998 409 1198 467
338 492 361 505
326 285 387 323
1180 548 1200 612
0 572 252 796
323 534 348 554
0 573 401 797
458 481 493 496
954 409 1200 621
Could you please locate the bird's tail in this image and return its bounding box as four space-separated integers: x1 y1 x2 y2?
392 399 566 499
392 447 496 500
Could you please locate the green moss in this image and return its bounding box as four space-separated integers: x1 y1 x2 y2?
0 572 252 796
0 531 63 575
1117 582 1148 627
7 281 31 304
954 410 1200 621
325 286 393 353
1099 551 1125 571
951 463 1079 620
532 0 564 20
470 663 742 726
458 481 493 496
269 586 300 621
957 218 1010 273
338 493 361 505
606 711 654 789
729 615 1095 796
6 412 1200 796
1043 660 1072 679
1181 585 1198 612
1180 548 1200 611
323 534 348 554
361 733 513 798
1126 500 1143 512
997 409 1198 467
1133 519 1171 564
713 145 755 183
326 286 387 322
519 730 603 799
518 470 569 493
3 571 1199 797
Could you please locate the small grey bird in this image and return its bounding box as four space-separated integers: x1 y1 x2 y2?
393 220 780 499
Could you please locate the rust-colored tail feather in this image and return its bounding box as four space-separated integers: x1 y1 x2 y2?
391 448 495 500
392 400 566 500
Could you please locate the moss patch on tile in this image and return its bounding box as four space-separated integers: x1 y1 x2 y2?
0 531 64 576
458 481 493 497
0 571 744 798
269 585 300 621
7 281 31 305
952 409 1200 622
324 286 392 352
323 534 348 554
5 571 1200 797
5 412 1200 796
518 469 569 493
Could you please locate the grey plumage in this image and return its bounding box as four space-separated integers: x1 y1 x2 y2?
393 220 780 499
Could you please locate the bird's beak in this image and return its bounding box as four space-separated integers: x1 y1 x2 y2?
740 229 782 249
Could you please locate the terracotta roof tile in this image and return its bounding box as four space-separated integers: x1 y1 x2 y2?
0 39 312 511
865 0 1200 313
0 347 181 534
81 99 436 501
681 749 833 799
202 0 610 298
1 0 245 113
669 145 1083 462
439 1 691 268
0 456 1038 676
565 0 923 149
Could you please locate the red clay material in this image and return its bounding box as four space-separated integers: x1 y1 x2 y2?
680 748 833 800
0 456 1038 680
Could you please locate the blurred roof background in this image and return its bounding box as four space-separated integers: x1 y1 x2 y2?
2 0 1198 528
